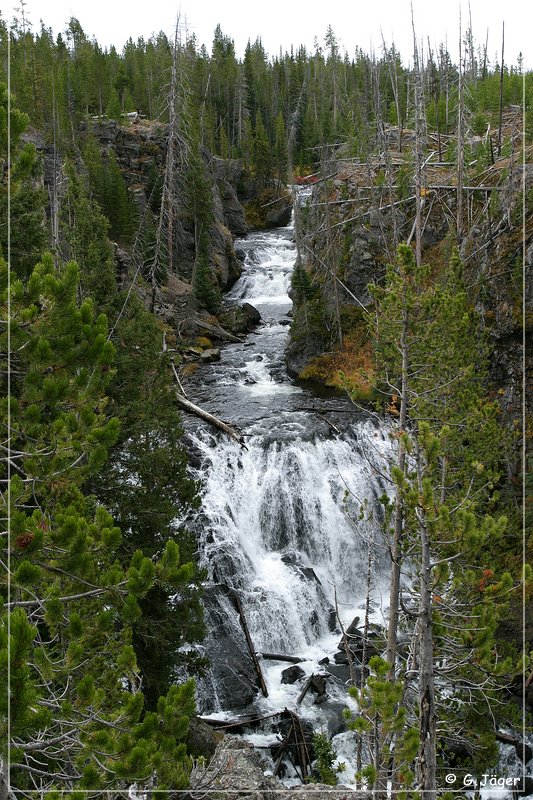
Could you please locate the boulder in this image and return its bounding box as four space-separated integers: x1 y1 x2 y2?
241 302 261 325
325 661 350 678
200 348 221 363
197 586 260 712
281 664 306 684
189 737 281 800
163 274 192 301
321 702 348 737
186 715 221 760
218 304 261 335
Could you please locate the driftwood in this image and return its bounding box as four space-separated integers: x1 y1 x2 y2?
232 593 268 697
192 316 244 343
296 675 314 705
199 711 282 730
272 709 313 781
260 652 305 664
173 391 246 448
165 331 246 446
201 708 312 782
296 674 327 705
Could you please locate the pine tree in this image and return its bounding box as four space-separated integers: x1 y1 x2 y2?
274 110 288 187
60 161 117 308
345 656 418 791
188 123 221 313
252 110 271 189
363 244 517 795
0 85 47 279
91 295 205 707
1 254 197 792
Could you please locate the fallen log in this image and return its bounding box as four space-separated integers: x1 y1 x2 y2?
173 391 247 448
275 709 313 781
296 675 314 705
291 710 312 780
192 316 244 343
232 593 268 697
198 710 283 730
260 652 306 664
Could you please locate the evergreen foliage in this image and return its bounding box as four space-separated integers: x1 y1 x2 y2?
358 245 521 792
4 14 529 175
1 255 197 791
90 295 206 707
0 85 47 279
0 13 530 794
60 162 117 306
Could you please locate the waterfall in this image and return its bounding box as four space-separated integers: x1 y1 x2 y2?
181 202 533 796
183 205 393 730
194 425 391 653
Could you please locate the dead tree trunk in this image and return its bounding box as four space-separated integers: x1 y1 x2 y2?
411 12 426 268
150 15 189 311
385 286 408 678
260 653 305 664
232 593 268 697
497 22 505 156
415 439 437 800
457 19 465 241
173 391 246 448
321 146 343 348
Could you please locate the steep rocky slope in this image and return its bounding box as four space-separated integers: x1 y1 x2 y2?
287 138 533 438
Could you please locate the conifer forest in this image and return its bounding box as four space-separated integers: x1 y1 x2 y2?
1 7 532 799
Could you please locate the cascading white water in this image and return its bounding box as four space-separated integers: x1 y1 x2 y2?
184 207 393 734
184 205 533 795
180 197 533 796
194 425 391 655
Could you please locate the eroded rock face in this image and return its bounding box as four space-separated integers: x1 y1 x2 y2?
189 737 367 800
210 156 249 236
263 195 292 228
85 119 246 293
196 586 260 713
189 738 280 800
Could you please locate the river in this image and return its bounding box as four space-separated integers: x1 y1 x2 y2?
178 205 532 793
178 205 395 780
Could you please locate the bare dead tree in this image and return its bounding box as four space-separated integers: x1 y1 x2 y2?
497 22 505 156
148 14 191 312
411 6 426 267
457 13 465 241
320 145 343 349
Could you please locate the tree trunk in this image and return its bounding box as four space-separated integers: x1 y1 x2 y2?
321 147 343 348
386 293 408 678
415 440 437 800
173 391 246 448
232 593 268 697
457 22 465 241
411 12 425 267
497 23 505 156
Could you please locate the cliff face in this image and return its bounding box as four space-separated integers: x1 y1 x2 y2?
85 118 248 292
287 153 533 446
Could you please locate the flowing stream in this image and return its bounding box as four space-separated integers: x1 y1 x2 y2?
180 207 531 792
180 206 393 779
